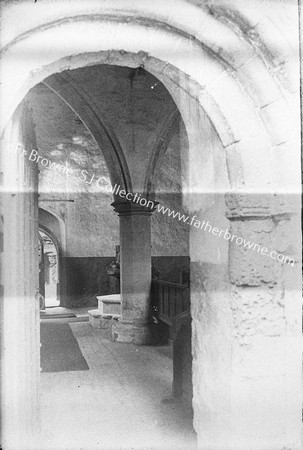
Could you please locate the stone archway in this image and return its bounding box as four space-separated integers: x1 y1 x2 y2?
0 3 301 450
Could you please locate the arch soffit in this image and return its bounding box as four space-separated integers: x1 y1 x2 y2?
0 9 298 192
43 72 132 191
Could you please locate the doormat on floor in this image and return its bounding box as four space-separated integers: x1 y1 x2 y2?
40 322 89 372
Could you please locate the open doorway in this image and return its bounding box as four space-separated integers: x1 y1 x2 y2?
29 63 195 448
39 229 60 309
1 4 301 450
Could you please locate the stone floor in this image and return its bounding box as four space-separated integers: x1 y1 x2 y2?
39 320 197 450
41 306 92 316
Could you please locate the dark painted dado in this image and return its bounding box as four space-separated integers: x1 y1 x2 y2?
61 257 115 307
60 256 190 308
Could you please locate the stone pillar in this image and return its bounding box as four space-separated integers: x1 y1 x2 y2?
111 201 155 344
1 103 40 449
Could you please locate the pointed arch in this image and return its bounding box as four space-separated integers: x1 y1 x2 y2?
43 72 132 192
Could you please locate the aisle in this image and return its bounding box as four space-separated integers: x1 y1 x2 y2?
39 321 196 450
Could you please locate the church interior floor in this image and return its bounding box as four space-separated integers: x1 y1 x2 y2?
39 320 197 450
40 305 91 317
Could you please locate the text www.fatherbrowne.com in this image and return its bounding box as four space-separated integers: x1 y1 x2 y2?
21 148 295 268
110 183 295 268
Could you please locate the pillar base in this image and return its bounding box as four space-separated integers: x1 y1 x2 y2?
112 319 153 345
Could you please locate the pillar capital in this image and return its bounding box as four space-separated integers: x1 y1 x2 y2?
111 200 158 216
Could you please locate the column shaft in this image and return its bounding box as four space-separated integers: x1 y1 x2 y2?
111 201 155 344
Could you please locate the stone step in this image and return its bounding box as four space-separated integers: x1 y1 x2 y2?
96 294 121 316
88 309 121 329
